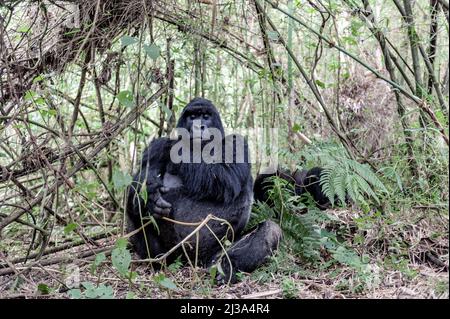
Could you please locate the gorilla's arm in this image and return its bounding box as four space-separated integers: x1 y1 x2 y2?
127 138 173 218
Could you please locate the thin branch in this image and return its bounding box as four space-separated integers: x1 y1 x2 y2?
0 85 167 231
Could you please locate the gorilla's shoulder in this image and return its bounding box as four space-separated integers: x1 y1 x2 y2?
141 137 172 163
149 136 171 145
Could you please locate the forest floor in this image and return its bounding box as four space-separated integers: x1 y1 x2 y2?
0 208 448 299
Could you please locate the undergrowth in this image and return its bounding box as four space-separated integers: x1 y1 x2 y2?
249 142 391 291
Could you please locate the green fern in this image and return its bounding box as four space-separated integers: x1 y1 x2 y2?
249 142 385 285
250 176 371 287
299 142 388 207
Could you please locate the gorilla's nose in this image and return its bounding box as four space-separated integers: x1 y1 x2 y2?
193 124 206 131
192 124 202 138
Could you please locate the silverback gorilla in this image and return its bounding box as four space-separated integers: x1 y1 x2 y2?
126 97 281 284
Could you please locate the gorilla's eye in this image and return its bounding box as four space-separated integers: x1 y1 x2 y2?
189 114 196 120
203 114 210 120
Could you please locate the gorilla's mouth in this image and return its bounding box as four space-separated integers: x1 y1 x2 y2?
192 135 211 141
191 129 212 141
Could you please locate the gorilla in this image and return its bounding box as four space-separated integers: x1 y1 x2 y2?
253 167 333 210
126 97 281 284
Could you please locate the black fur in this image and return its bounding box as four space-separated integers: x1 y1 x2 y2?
253 169 296 204
126 97 281 283
253 167 333 210
302 167 332 209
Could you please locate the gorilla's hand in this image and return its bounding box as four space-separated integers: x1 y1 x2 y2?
146 181 172 218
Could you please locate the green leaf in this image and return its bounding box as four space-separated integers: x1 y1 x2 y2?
315 79 326 89
209 265 217 285
168 257 182 273
24 90 45 105
82 281 95 290
126 292 136 299
39 109 57 118
33 75 44 83
154 274 178 291
18 26 31 33
159 278 178 290
327 61 341 71
292 123 301 133
120 36 138 47
91 252 106 274
395 171 403 193
435 110 446 126
112 170 133 190
64 222 78 235
342 36 357 46
128 271 138 281
80 282 114 299
144 44 161 60
84 286 98 299
116 90 135 108
34 97 46 105
37 283 51 295
68 289 82 299
24 90 37 100
139 184 148 204
111 246 131 276
350 19 364 36
161 103 173 120
95 284 114 299
115 238 129 249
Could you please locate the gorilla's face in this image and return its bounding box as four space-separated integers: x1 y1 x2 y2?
176 98 225 141
184 109 214 140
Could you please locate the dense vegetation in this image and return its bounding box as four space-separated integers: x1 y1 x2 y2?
0 0 448 299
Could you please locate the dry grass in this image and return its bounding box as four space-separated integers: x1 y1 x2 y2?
0 206 447 299
0 253 446 299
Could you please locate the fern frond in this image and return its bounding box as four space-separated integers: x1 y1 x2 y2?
334 169 347 205
320 167 336 205
354 174 380 204
348 161 388 193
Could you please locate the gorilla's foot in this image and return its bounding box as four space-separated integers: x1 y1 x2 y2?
214 220 282 285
